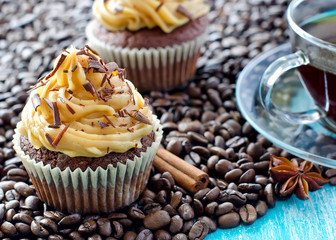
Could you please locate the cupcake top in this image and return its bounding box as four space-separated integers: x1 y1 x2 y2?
93 0 210 33
17 46 154 158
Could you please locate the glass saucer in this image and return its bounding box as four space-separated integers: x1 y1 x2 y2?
236 43 336 168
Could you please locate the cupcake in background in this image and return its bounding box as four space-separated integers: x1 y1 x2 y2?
86 0 210 92
13 45 162 214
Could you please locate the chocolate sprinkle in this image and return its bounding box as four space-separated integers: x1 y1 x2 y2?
85 45 99 56
31 93 41 111
103 115 116 128
127 110 152 125
125 81 136 105
45 54 66 80
101 73 107 87
176 4 194 20
67 88 73 94
45 133 55 148
88 59 103 70
48 124 60 129
98 121 109 129
43 98 53 110
71 65 77 72
66 103 75 115
83 82 95 95
106 62 119 73
156 2 164 11
52 102 61 126
52 123 70 147
63 69 68 73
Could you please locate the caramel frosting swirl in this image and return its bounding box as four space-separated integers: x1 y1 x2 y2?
17 46 154 157
93 0 210 33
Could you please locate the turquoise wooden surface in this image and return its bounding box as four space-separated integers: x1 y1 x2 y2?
205 185 336 239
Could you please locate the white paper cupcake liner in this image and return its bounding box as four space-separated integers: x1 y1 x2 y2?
86 21 208 92
13 115 162 214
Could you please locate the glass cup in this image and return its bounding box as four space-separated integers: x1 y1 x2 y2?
259 0 336 132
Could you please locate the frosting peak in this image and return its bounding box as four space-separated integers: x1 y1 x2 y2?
18 46 154 157
93 0 210 33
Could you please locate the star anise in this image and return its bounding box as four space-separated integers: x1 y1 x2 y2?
269 155 329 200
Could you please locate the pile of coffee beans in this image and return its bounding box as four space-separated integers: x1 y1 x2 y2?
0 0 335 239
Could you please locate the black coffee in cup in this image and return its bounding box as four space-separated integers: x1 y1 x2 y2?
298 11 336 122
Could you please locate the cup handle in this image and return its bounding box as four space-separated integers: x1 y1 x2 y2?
259 50 322 124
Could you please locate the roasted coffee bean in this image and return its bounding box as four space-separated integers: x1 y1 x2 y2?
264 183 275 208
215 202 234 216
31 219 49 237
192 146 211 158
5 208 15 221
225 169 243 182
143 202 162 214
194 188 210 200
1 221 17 236
78 219 96 234
188 220 209 240
23 195 41 210
238 183 262 192
14 182 34 197
239 204 257 225
128 206 145 220
163 204 178 217
69 231 84 240
5 199 19 210
144 210 171 230
136 229 153 240
155 229 172 240
162 172 175 187
44 210 64 222
239 162 254 171
255 175 272 186
256 200 268 217
15 222 30 234
169 215 183 234
96 218 111 237
5 189 20 201
59 213 82 227
218 189 247 206
40 218 57 233
197 216 217 232
254 161 270 173
156 190 168 205
205 202 218 216
178 203 194 221
111 220 123 238
170 191 183 209
217 212 240 229
203 186 220 202
48 234 64 240
88 234 102 240
193 199 204 216
124 231 137 240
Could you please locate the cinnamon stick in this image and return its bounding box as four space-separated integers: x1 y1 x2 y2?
153 147 209 193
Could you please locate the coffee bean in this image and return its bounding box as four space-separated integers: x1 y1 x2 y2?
163 204 178 217
193 199 204 216
1 221 17 236
88 234 102 240
194 188 210 200
23 195 41 210
217 212 240 229
238 183 262 192
78 219 96 234
48 234 64 240
111 220 123 238
188 221 209 240
197 216 217 232
215 202 234 216
59 213 81 227
44 210 65 222
225 169 243 182
169 215 183 233
124 231 137 240
264 183 275 208
205 202 218 216
144 210 171 230
255 200 268 217
31 219 49 237
170 191 182 209
69 231 84 240
203 186 220 202
239 204 257 224
136 229 153 240
128 206 145 220
218 189 247 206
143 203 162 215
178 203 194 221
172 233 188 240
15 222 30 234
238 169 256 183
12 212 33 224
215 159 235 175
14 182 34 197
155 229 172 240
95 218 111 237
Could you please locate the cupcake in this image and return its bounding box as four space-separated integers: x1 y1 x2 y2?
86 0 210 92
13 45 162 214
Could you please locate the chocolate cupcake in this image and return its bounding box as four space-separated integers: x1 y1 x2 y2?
13 46 162 214
86 0 210 92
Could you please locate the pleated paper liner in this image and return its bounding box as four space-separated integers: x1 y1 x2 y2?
86 21 207 92
13 116 162 214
